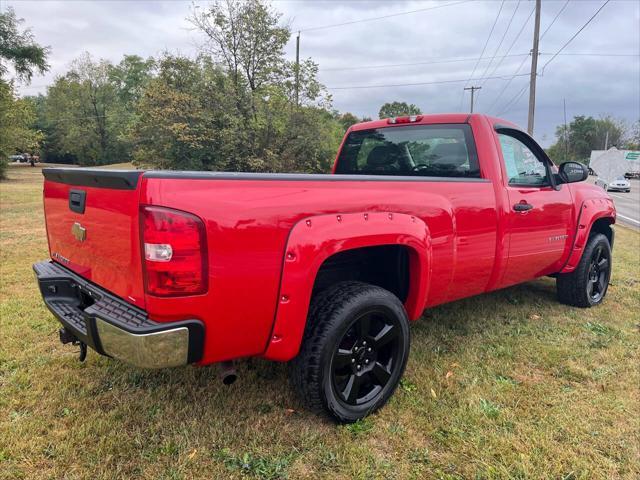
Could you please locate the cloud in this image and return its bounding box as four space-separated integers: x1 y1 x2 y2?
6 0 640 146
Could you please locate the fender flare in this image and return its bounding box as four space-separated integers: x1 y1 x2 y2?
263 211 432 361
560 197 616 273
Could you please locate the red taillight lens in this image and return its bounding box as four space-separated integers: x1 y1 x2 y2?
140 206 208 296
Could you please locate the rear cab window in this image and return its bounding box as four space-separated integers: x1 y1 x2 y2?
335 124 480 178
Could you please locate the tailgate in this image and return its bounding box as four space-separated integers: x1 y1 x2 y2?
42 169 146 308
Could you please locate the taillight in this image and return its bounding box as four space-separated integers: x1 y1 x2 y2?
140 206 208 296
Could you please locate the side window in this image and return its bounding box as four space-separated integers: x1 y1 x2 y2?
498 133 549 186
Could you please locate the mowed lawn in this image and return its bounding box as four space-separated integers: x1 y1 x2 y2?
1 164 639 480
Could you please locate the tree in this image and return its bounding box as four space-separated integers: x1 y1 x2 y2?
43 53 140 165
338 112 360 132
378 101 421 119
191 0 289 117
108 55 155 106
130 55 228 170
0 81 43 178
546 115 626 164
0 7 49 82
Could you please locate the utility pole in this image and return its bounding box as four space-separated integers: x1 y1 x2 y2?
604 130 609 150
295 31 300 107
464 86 481 113
563 98 569 161
527 0 541 135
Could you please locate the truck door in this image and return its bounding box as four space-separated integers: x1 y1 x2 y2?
496 129 574 287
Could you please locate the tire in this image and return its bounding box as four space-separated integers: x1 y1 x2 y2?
557 233 611 307
290 281 410 423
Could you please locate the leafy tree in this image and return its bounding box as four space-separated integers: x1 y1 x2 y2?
130 55 228 170
378 101 421 119
0 7 49 82
108 55 155 106
546 115 626 164
0 81 43 178
43 53 142 165
338 112 360 132
191 0 289 116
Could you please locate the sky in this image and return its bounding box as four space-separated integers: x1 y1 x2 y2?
4 0 640 146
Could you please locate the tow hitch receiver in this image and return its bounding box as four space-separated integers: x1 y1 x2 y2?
59 327 88 362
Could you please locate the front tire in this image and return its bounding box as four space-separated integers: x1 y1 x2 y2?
290 281 410 423
557 233 611 307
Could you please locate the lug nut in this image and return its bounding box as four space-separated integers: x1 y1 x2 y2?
367 347 372 352
363 341 367 346
357 365 361 370
365 359 369 364
351 358 355 363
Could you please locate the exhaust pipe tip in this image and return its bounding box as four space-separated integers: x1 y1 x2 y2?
222 372 237 385
218 361 237 385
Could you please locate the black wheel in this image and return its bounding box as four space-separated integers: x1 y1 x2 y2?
290 281 410 423
557 233 611 307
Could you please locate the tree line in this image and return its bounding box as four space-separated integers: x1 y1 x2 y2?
1 0 638 180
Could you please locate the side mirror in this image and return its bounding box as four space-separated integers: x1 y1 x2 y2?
558 161 588 184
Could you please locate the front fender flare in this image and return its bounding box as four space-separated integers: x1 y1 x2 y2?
263 212 431 361
560 197 615 273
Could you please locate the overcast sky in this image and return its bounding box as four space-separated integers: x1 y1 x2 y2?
5 0 640 146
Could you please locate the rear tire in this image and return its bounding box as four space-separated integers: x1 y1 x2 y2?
557 233 611 307
290 281 410 423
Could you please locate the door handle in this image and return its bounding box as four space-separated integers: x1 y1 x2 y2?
513 202 533 212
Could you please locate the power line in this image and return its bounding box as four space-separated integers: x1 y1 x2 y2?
539 52 639 57
496 82 528 116
480 3 535 88
541 0 612 75
476 0 521 88
298 0 472 33
320 51 639 73
487 54 530 114
539 0 570 41
459 0 506 110
327 72 530 91
320 53 530 72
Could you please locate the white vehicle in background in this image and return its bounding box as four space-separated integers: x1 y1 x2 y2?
595 176 631 192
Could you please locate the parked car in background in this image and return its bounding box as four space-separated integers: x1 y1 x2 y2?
10 154 26 162
595 176 631 192
34 113 616 422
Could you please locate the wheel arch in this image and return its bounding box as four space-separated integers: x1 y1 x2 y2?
560 198 616 274
263 212 431 361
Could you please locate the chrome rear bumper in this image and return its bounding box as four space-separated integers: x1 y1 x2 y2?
33 261 204 369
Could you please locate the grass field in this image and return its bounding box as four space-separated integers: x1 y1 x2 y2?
1 164 639 479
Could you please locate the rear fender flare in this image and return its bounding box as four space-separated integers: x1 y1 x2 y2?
560 198 616 273
263 212 431 361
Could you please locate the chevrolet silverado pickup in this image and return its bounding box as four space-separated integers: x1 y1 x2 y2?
34 113 616 422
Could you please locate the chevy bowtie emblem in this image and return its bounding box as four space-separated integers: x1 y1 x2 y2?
72 222 86 242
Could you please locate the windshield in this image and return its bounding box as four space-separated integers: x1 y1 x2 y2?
335 124 480 178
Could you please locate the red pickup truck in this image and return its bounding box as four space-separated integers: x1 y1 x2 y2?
34 113 615 422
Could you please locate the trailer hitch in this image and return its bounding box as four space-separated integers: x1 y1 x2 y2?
59 328 87 362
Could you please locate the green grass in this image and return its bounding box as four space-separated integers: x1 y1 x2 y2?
1 164 639 479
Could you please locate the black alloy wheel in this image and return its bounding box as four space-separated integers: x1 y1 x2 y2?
330 309 402 406
586 244 610 303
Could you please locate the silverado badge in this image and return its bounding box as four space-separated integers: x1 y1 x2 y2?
71 222 86 242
